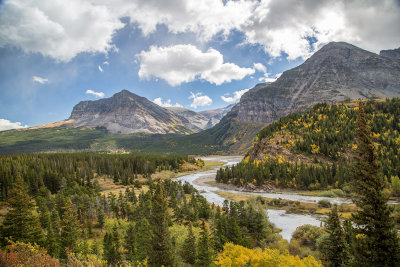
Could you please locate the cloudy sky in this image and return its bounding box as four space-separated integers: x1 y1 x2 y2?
0 0 399 130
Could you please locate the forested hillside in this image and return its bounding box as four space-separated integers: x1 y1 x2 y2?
217 98 400 193
0 153 196 199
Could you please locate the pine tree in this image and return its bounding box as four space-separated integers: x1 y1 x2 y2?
197 220 212 266
103 225 122 265
97 208 105 230
182 222 196 264
45 225 59 257
134 218 152 262
0 176 44 246
124 222 136 262
319 204 349 267
351 103 400 266
59 199 80 259
150 182 174 266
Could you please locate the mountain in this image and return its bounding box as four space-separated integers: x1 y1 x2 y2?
165 104 233 131
68 90 195 134
199 104 234 128
231 42 400 124
380 47 400 63
45 90 233 135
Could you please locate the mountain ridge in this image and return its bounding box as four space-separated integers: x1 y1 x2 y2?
229 41 400 124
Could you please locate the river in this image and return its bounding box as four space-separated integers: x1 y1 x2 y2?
177 156 332 240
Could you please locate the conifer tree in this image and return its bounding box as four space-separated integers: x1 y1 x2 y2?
319 204 349 267
59 199 80 258
103 225 122 265
351 103 400 266
134 218 152 262
182 222 196 264
97 208 105 231
124 222 136 262
0 176 43 246
197 220 212 266
50 209 60 234
150 182 174 266
45 225 59 257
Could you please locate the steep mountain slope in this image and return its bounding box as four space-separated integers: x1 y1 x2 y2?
142 112 264 155
199 104 234 128
165 105 234 131
69 90 195 134
217 99 400 190
231 42 400 124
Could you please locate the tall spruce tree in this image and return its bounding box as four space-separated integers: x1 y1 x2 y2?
319 204 349 267
351 103 400 266
0 176 43 246
124 222 136 263
197 220 212 266
182 222 197 264
59 199 80 258
150 182 174 266
134 218 152 262
103 225 122 265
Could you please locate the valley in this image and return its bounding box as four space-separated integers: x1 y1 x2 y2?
1 40 400 266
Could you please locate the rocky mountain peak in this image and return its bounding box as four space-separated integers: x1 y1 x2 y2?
67 89 232 134
230 41 400 124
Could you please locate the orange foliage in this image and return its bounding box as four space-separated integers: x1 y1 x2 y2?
0 240 61 267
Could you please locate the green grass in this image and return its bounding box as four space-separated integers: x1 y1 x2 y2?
0 127 181 154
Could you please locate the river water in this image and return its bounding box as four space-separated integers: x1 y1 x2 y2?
177 157 329 240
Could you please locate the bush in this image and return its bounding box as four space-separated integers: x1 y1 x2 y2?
215 243 322 267
318 200 331 208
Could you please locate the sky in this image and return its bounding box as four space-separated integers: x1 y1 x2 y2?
0 0 400 130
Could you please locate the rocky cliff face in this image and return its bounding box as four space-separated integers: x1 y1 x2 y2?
231 42 400 124
199 104 234 128
70 90 194 134
380 47 400 63
165 105 233 131
165 107 209 132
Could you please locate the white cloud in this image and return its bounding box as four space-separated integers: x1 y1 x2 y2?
253 63 267 73
98 65 103 72
103 61 109 65
153 97 182 108
0 118 28 131
0 0 124 62
101 0 256 41
189 92 212 108
240 0 400 60
221 88 250 103
1 0 399 62
86 89 105 98
32 76 49 84
137 44 254 86
259 72 282 83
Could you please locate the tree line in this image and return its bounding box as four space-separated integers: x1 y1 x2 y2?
0 153 196 199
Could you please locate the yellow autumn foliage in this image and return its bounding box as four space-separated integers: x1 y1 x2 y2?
215 243 322 267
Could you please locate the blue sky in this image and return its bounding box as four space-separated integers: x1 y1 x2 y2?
0 0 399 130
